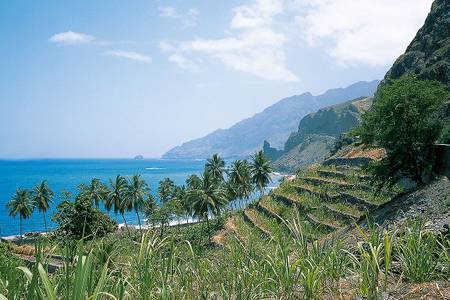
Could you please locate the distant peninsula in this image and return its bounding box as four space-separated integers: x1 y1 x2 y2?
134 155 144 160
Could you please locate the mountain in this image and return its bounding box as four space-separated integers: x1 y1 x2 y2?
382 0 450 89
266 97 373 172
162 80 379 159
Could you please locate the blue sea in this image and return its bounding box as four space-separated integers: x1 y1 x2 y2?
0 159 206 237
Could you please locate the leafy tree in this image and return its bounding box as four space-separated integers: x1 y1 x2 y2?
185 170 228 242
32 180 54 232
205 153 226 182
250 150 273 197
126 174 149 235
359 75 449 186
6 188 35 238
227 159 253 209
105 175 131 237
53 195 117 241
78 178 107 208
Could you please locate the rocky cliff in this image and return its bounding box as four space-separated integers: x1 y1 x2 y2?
382 0 450 89
267 97 373 172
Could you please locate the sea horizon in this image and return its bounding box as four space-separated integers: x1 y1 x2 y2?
0 158 280 237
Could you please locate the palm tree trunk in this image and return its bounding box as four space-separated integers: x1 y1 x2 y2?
121 213 132 239
206 216 211 244
19 215 23 240
43 211 48 233
135 210 142 236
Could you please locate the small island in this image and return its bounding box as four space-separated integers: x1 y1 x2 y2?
134 155 144 160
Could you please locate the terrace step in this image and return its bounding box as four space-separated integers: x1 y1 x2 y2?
339 192 378 210
317 169 371 181
323 203 365 222
303 176 354 189
306 213 343 231
292 183 340 200
257 199 281 220
323 157 373 168
243 209 275 239
272 190 302 206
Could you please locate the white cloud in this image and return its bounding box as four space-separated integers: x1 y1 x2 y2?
158 6 199 28
168 54 198 71
104 50 152 64
162 0 298 82
294 0 433 66
49 31 95 45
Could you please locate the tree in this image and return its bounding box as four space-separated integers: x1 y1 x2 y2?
227 159 253 209
105 175 131 237
6 189 35 238
53 195 117 241
157 178 176 204
32 180 54 233
143 193 159 227
359 75 449 186
126 174 149 235
205 153 225 182
185 170 228 242
78 178 107 208
156 178 176 235
250 150 273 197
186 174 202 190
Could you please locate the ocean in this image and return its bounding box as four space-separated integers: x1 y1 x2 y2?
0 159 206 237
0 159 280 237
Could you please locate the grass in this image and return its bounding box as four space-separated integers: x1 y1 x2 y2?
0 216 448 299
325 202 366 219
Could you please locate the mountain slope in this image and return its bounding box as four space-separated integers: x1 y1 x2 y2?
163 81 379 159
382 0 450 89
266 97 373 172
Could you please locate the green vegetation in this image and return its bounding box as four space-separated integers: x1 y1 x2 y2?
359 75 450 186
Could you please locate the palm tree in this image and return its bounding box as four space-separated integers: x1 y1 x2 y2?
143 193 159 227
32 180 54 233
227 159 253 209
126 174 149 235
205 153 225 182
7 188 35 238
186 170 228 242
250 150 273 197
186 174 202 190
106 175 131 237
78 178 107 208
157 178 176 204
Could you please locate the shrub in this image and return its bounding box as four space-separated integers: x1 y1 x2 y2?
358 74 449 186
52 196 117 241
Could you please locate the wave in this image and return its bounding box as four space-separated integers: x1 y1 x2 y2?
145 167 165 170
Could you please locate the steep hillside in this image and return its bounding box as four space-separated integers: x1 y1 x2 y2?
162 81 379 159
266 97 372 173
382 0 450 89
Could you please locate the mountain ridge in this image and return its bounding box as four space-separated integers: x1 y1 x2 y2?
162 80 380 159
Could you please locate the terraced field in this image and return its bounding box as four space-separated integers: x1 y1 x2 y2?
217 161 400 250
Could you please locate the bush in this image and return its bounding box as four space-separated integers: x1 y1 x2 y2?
359 74 450 186
52 197 117 241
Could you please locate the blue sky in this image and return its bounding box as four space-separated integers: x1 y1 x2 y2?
0 0 433 158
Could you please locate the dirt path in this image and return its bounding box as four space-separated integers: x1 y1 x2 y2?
211 217 237 247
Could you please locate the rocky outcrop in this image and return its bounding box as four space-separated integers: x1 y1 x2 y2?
269 97 373 173
382 0 450 89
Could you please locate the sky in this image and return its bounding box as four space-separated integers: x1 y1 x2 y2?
0 0 434 159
